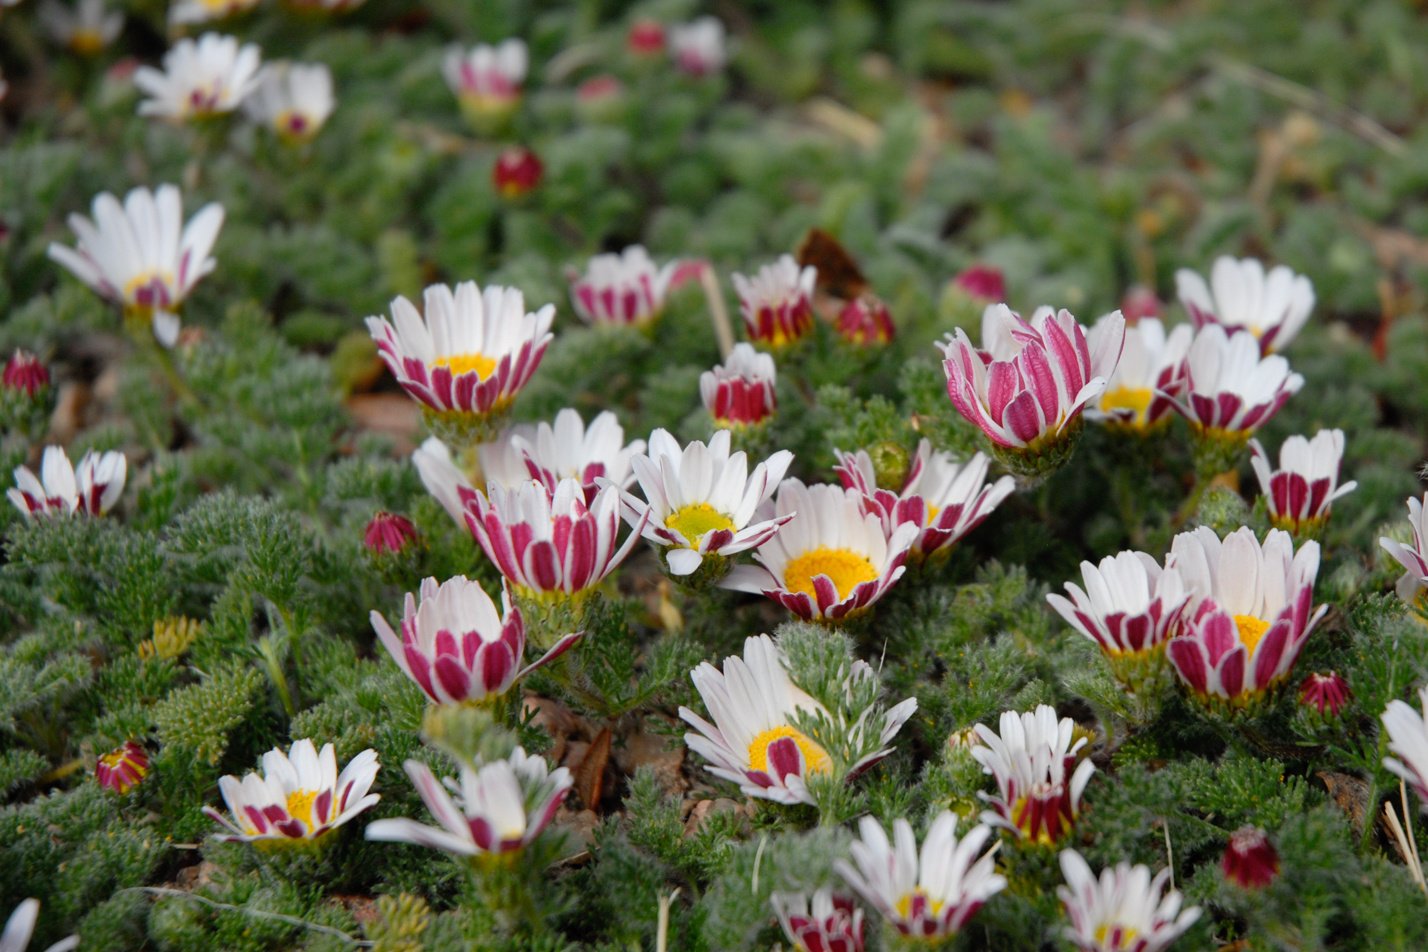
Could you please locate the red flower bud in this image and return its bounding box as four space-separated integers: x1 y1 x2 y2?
3 350 50 397
576 74 623 104
97 741 150 795
627 19 665 56
1299 670 1350 717
952 264 1005 303
1222 825 1279 889
836 295 895 347
364 511 418 555
493 146 543 199
1120 285 1162 324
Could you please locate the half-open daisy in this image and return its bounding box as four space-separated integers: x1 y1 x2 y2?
701 342 777 429
242 62 334 144
733 255 816 350
568 245 682 329
1058 850 1200 952
8 445 126 519
1176 255 1313 353
1088 316 1191 432
1171 325 1302 458
620 428 793 577
204 739 380 846
508 407 644 500
1382 684 1428 814
1249 429 1356 536
134 32 262 121
1382 493 1428 605
442 39 527 126
722 480 918 622
970 704 1095 846
770 888 865 952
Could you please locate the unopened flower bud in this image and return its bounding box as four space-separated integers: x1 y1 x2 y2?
3 350 49 398
492 146 543 199
1299 670 1350 717
836 295 895 347
1222 826 1279 889
364 511 418 555
952 265 1006 303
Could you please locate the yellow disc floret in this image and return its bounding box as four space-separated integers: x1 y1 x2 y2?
784 546 878 600
434 353 498 379
1099 385 1154 425
665 503 736 544
286 789 320 830
1233 614 1271 657
747 725 831 776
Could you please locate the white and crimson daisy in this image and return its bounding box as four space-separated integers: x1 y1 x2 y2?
1176 255 1314 354
168 0 261 26
620 428 794 577
940 305 1125 468
442 40 527 124
133 33 262 121
1249 429 1356 536
1166 526 1325 708
732 255 817 350
1382 685 1428 814
242 62 335 143
769 889 865 952
38 0 122 55
1047 550 1190 669
1088 316 1192 432
1382 494 1428 605
834 439 1015 561
47 183 224 347
8 445 126 519
970 704 1095 846
669 16 727 76
701 342 777 429
568 245 682 329
679 634 916 806
722 480 918 622
366 281 555 442
204 739 380 845
365 747 570 859
835 811 1005 941
1172 325 1303 448
1058 850 1199 952
508 408 644 499
463 478 646 601
369 576 580 708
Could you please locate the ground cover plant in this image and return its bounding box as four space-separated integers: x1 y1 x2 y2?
4 0 1428 949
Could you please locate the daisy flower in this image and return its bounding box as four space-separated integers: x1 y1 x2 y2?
1382 684 1428 814
620 428 794 577
701 342 777 429
47 183 224 346
508 407 644 500
835 812 1005 940
1058 850 1200 952
242 62 334 143
940 304 1124 475
370 576 580 707
722 480 918 623
1381 494 1428 605
770 888 864 952
669 16 727 76
365 281 555 444
1176 255 1314 353
365 747 571 859
1166 526 1325 709
8 445 126 519
834 439 1015 561
568 246 682 329
96 741 149 795
39 0 122 55
1088 316 1192 432
970 704 1095 845
679 634 916 806
732 255 816 350
204 739 380 845
168 0 260 26
443 40 527 125
133 33 262 121
1249 429 1356 536
1171 325 1302 457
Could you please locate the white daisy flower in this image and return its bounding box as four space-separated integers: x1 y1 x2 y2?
678 634 915 806
47 183 224 346
835 811 1005 941
242 61 334 143
442 39 527 122
1171 325 1303 442
1175 255 1314 353
620 428 793 577
0 900 77 952
769 888 864 952
133 33 262 122
970 704 1096 845
508 407 645 499
365 747 571 858
1047 549 1190 661
168 0 260 26
1058 850 1201 952
732 255 816 350
1089 316 1192 431
203 739 380 845
39 0 122 56
1382 493 1428 604
700 342 777 428
1249 429 1356 535
568 245 682 329
722 480 918 623
834 439 1015 561
669 16 726 76
8 445 126 519
1382 684 1428 813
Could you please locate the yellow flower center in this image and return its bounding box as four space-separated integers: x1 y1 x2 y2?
275 109 317 143
784 546 878 600
1010 794 1059 844
894 888 944 921
664 503 735 544
1233 614 1271 657
70 30 106 55
1099 385 1153 424
285 789 320 830
747 725 830 776
434 353 498 380
1094 923 1140 949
